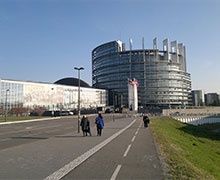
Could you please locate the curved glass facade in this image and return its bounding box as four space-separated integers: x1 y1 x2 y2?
92 40 191 108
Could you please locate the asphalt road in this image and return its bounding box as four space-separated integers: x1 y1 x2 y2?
0 114 121 150
0 117 79 151
0 114 164 179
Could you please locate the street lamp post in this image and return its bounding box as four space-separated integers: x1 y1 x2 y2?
5 89 10 122
51 88 54 117
74 67 84 133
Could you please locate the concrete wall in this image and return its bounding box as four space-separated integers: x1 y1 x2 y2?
163 106 220 116
173 116 220 126
163 107 220 125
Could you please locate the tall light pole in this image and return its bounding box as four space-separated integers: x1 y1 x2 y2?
74 67 84 133
5 89 10 122
51 88 54 116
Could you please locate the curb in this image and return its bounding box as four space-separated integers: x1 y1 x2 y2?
0 117 61 125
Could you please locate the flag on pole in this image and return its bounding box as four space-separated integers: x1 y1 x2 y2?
128 78 139 87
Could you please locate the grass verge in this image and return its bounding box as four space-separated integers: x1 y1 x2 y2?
150 116 220 179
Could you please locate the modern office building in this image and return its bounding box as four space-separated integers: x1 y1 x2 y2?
0 78 107 114
191 90 204 106
205 93 220 106
92 38 191 109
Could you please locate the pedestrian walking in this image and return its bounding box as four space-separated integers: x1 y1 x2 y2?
80 115 89 136
143 114 150 128
95 113 104 136
86 118 92 136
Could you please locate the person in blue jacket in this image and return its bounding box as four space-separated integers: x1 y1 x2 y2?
95 113 104 136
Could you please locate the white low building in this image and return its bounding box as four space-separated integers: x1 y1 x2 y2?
0 78 107 113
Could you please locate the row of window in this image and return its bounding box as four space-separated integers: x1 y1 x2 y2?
0 81 107 110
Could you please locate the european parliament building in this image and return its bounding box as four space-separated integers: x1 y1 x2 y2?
0 78 107 114
92 38 191 109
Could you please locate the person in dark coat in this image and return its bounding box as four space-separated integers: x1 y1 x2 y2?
143 114 150 128
95 113 104 136
86 118 92 136
80 115 89 136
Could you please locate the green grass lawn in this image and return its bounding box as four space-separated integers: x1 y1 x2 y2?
0 116 44 123
150 117 220 179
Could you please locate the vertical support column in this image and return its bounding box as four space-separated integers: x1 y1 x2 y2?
171 40 178 63
128 79 138 111
163 38 170 61
178 43 186 71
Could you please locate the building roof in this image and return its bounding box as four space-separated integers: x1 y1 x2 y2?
54 77 90 88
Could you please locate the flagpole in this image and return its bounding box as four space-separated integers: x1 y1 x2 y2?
129 38 132 79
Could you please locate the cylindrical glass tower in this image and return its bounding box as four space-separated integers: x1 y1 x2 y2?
92 39 191 109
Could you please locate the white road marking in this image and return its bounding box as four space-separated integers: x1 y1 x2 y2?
135 130 138 135
0 138 10 142
110 165 122 180
44 119 137 180
123 144 132 157
131 123 141 143
131 135 136 142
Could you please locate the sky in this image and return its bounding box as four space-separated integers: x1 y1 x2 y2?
0 0 220 94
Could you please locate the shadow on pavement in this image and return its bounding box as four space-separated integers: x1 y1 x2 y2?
11 136 48 140
54 135 96 138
